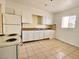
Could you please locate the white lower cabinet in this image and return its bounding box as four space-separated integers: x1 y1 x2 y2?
22 31 34 42
34 31 40 40
0 45 17 59
39 30 44 39
44 30 48 38
22 31 29 42
28 31 34 41
22 30 55 42
50 30 55 39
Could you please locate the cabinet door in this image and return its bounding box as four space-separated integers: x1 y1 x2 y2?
0 46 17 59
22 12 32 24
44 30 49 38
28 31 34 41
22 31 29 42
3 14 21 24
46 30 55 39
22 31 34 42
3 25 21 35
43 16 53 25
49 30 55 39
34 31 40 40
39 30 44 39
44 30 55 39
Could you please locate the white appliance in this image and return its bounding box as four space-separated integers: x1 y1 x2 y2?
3 14 21 35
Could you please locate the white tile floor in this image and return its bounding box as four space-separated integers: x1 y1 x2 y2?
19 39 79 59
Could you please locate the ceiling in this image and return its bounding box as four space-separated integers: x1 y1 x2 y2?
9 0 79 13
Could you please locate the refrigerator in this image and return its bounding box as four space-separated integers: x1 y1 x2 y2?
3 14 21 35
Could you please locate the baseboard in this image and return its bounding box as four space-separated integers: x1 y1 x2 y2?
23 38 50 43
55 38 79 48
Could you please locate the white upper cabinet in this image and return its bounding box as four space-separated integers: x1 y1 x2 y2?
43 16 53 25
22 9 32 24
22 14 32 24
3 14 21 24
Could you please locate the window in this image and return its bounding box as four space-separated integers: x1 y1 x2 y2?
61 15 76 28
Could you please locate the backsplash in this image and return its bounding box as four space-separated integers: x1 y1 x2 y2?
22 24 56 30
22 24 49 28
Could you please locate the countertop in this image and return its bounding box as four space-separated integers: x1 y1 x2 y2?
22 28 54 31
0 35 21 48
22 24 56 30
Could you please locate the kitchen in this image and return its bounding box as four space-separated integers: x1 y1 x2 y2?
0 0 79 59
0 0 56 59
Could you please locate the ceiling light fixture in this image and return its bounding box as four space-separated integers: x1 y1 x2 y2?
50 0 53 2
45 0 53 7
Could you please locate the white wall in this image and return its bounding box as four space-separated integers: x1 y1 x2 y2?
54 7 79 47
